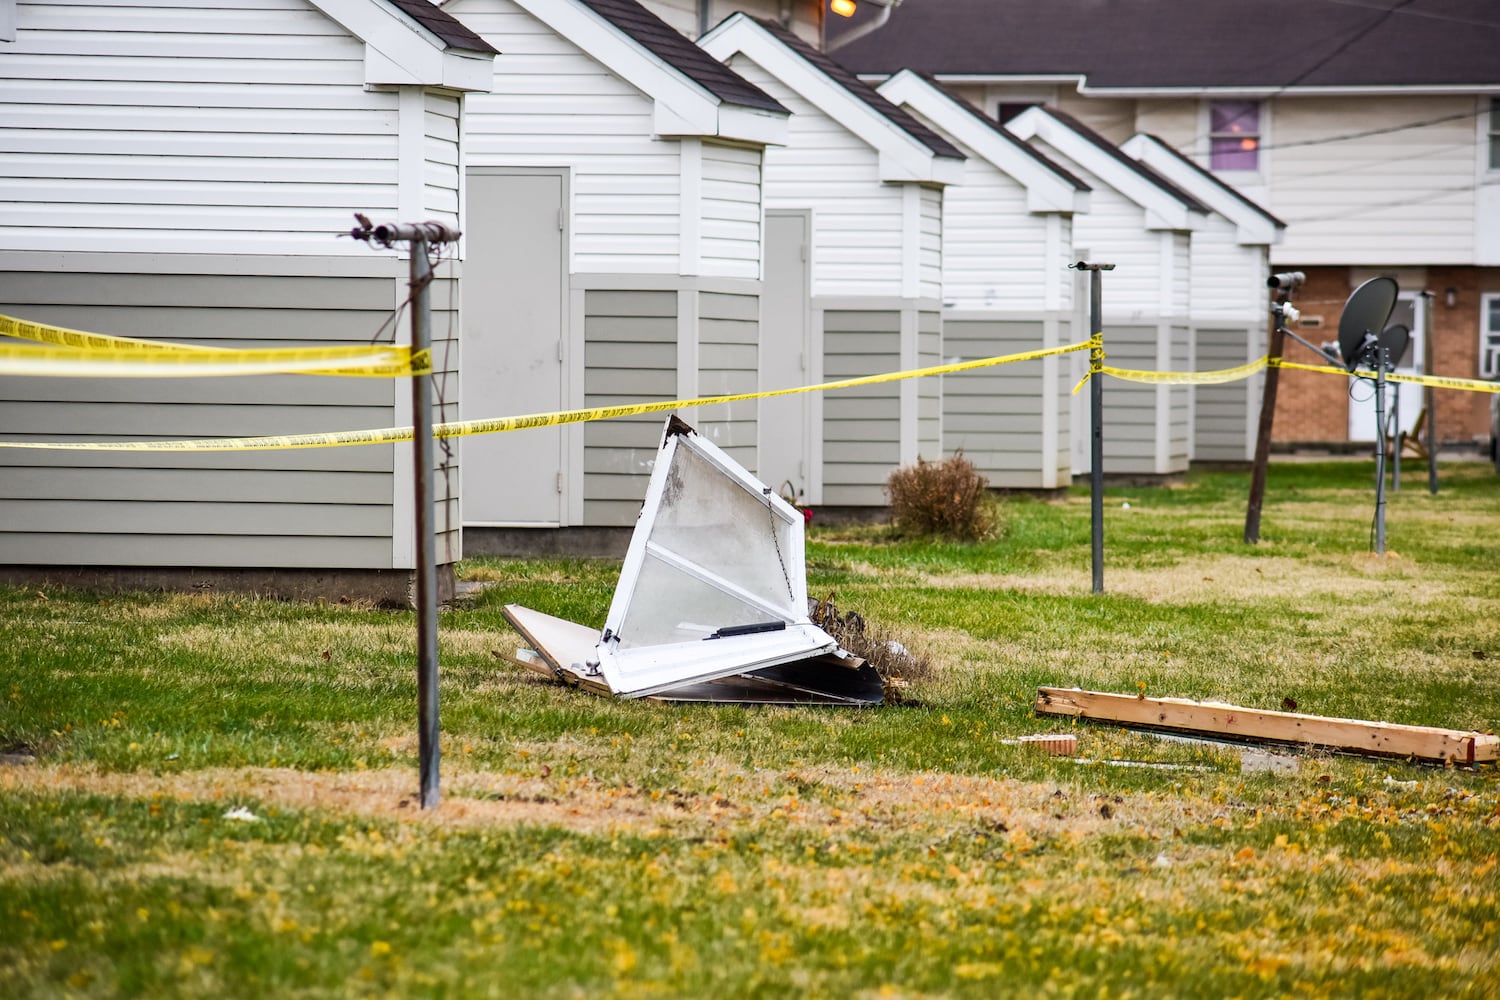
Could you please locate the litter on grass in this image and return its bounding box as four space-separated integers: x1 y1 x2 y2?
502 417 884 705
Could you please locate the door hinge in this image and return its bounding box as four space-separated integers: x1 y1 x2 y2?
557 208 564 232
556 472 564 494
557 341 564 362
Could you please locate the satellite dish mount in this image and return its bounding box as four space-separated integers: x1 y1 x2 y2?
1336 277 1400 554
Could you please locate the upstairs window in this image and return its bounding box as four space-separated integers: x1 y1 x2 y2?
1210 100 1261 171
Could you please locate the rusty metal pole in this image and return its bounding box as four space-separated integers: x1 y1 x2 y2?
348 217 460 810
1075 262 1113 594
1245 280 1297 544
1422 290 1438 494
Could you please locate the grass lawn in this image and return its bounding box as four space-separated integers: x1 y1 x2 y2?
2 460 1498 998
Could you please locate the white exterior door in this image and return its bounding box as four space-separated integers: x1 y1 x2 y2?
1348 292 1424 443
462 170 567 525
759 211 814 504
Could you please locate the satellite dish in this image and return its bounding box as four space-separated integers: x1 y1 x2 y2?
1379 323 1411 370
1337 276 1398 371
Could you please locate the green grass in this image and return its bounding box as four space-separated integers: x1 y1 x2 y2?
3 460 1499 997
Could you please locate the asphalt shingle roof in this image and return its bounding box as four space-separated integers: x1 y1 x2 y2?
834 0 1500 89
913 73 1089 191
1027 107 1210 213
386 0 498 55
577 0 786 113
749 17 964 159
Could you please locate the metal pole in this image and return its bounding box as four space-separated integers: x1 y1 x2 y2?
1423 290 1438 494
410 239 441 810
346 216 459 812
1391 369 1401 492
1245 299 1289 544
1373 355 1388 556
1075 262 1113 594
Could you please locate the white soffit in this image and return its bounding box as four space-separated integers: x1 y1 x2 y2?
594 417 837 698
316 0 496 91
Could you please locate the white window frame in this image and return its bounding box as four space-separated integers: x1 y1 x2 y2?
1488 98 1500 173
1481 293 1500 379
1206 98 1263 173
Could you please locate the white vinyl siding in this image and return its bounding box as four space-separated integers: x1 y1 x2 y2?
1190 213 1267 322
918 186 943 300
0 0 412 255
700 142 763 280
933 131 1053 310
1270 96 1477 265
455 0 683 275
728 55 907 298
424 91 462 228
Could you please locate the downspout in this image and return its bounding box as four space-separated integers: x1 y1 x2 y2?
826 0 900 52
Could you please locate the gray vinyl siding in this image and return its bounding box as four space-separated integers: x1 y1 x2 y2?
917 307 941 461
695 290 759 472
1095 324 1191 475
822 309 900 506
943 317 1051 487
1194 323 1259 461
0 260 460 568
582 289 677 525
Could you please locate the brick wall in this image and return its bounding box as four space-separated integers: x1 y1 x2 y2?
1269 265 1496 446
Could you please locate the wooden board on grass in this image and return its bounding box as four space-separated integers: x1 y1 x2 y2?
1035 687 1499 765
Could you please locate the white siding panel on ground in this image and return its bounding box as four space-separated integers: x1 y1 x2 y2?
0 0 411 254
455 0 683 275
728 56 907 298
700 142 762 280
1270 96 1477 265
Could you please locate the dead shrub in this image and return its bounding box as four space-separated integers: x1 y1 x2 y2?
885 452 999 541
810 595 933 703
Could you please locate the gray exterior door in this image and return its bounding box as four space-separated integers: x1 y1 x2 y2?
759 210 813 504
463 170 566 525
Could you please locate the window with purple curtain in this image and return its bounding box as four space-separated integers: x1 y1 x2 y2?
1210 100 1260 171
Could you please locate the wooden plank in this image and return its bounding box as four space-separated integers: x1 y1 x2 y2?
1035 687 1499 765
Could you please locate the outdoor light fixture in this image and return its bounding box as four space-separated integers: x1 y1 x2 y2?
1445 287 1457 307
830 0 857 17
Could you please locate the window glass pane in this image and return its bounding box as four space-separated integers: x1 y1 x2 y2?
1211 101 1258 136
617 555 779 648
1487 296 1500 331
1210 100 1260 171
646 441 796 611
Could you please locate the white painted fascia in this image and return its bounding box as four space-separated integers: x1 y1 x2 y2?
878 70 1087 214
315 0 496 91
1120 134 1283 247
1008 106 1197 231
699 14 956 185
492 0 786 143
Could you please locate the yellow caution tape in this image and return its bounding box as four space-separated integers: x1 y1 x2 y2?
0 339 1092 452
1098 355 1269 388
0 313 429 377
1272 358 1500 394
0 342 428 379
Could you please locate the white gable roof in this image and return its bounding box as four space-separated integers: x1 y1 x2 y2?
877 70 1088 214
451 0 789 144
1007 105 1207 231
699 13 965 185
1120 133 1284 247
316 0 497 91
